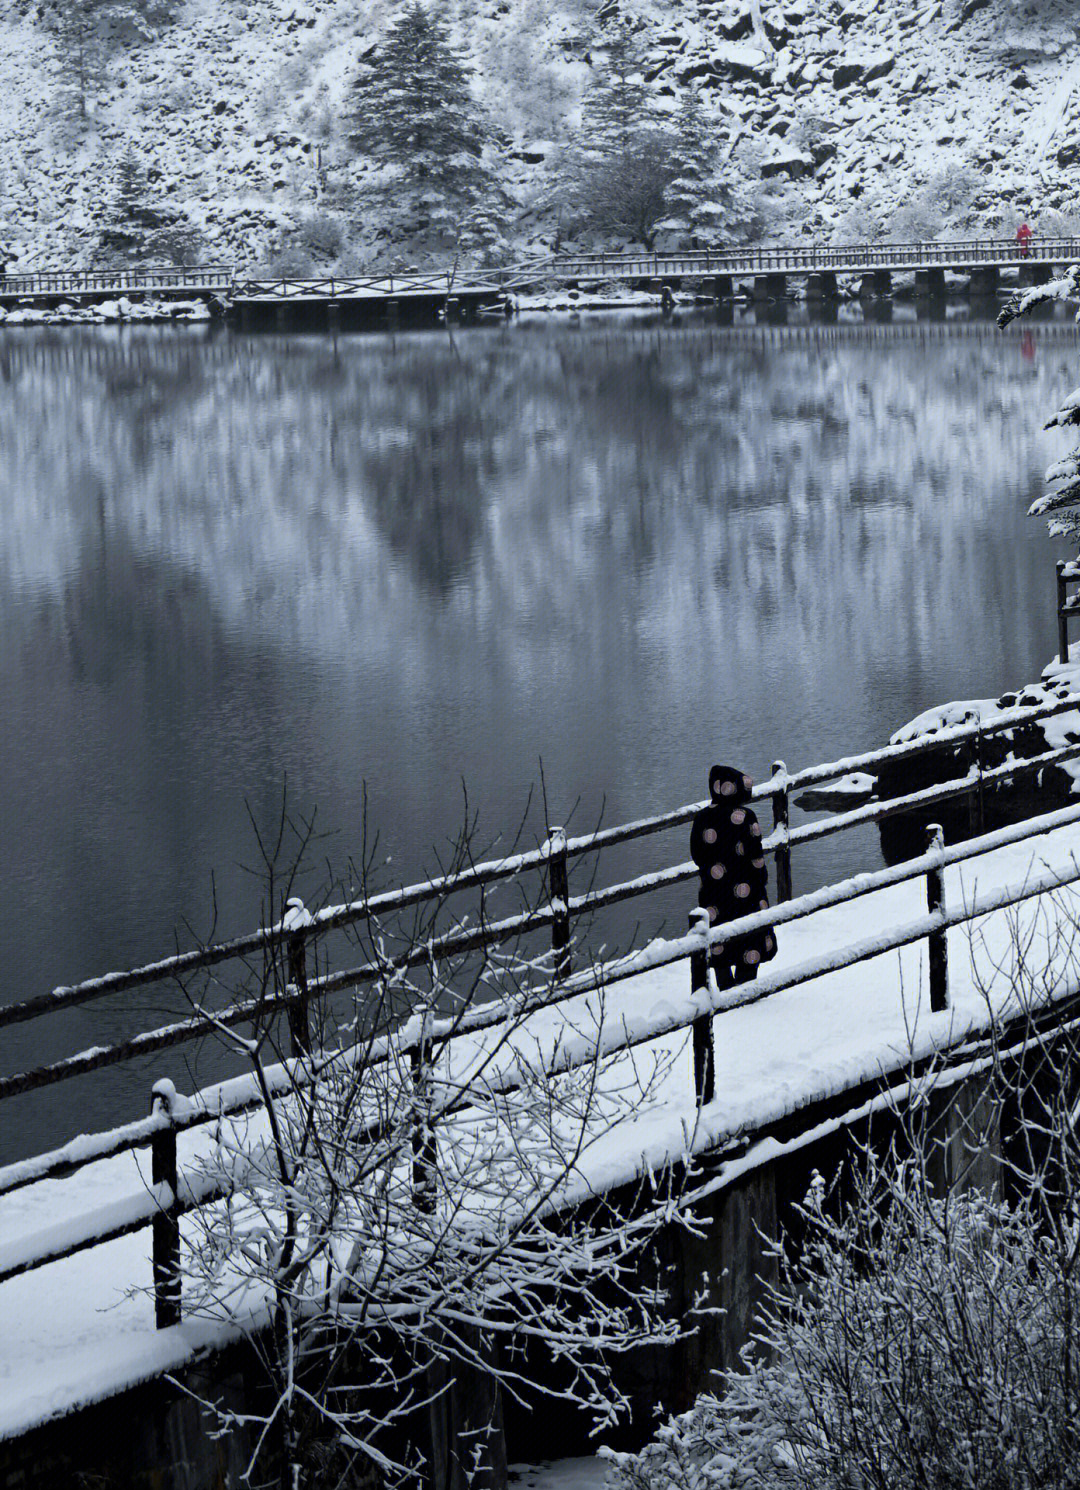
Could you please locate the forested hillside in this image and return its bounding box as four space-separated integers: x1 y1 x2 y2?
1 0 1078 270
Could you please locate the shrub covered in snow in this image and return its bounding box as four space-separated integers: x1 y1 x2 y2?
604 1031 1080 1490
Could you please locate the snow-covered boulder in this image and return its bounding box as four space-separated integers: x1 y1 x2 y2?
761 147 814 179
714 3 755 42
712 42 773 83
833 49 895 88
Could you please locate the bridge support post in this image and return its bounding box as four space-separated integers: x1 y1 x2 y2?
150 1082 181 1329
690 909 715 1107
275 302 288 331
925 823 948 1013
326 300 341 332
924 1071 1001 1198
805 272 838 302
665 1159 777 1398
915 267 945 299
1022 262 1054 287
753 273 787 302
546 827 571 978
969 265 999 299
859 269 891 298
711 275 734 301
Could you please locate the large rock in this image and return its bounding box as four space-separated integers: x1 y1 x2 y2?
714 2 755 40
761 148 814 179
712 42 774 83
833 49 895 88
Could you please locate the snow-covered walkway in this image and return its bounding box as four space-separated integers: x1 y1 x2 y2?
3 816 1080 1442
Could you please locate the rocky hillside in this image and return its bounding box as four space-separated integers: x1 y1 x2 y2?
1 0 1079 269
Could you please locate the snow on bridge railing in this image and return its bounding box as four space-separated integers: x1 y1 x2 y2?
7 794 1080 1321
500 237 1080 286
0 265 234 296
8 239 1080 306
4 690 1080 1072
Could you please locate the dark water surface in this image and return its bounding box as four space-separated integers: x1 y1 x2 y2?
1 306 1075 1161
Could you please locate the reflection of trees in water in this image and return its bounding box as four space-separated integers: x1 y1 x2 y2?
0 320 1074 646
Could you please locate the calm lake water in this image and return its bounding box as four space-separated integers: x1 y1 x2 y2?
1 304 1076 1162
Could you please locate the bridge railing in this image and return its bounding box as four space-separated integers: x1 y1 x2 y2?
4 690 1080 1109
230 270 467 300
5 774 1080 1325
503 238 1080 284
0 265 234 297
4 236 1080 306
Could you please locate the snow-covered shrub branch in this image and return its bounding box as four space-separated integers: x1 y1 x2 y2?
163 795 704 1489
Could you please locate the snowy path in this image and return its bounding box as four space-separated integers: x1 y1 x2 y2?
2 819 1080 1441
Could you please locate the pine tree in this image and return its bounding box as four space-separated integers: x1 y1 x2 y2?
573 18 674 247
654 89 723 248
44 0 180 121
98 143 197 264
43 0 181 122
580 17 653 159
344 3 499 245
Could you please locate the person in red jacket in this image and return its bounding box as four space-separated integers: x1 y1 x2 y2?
1017 220 1033 258
690 764 777 991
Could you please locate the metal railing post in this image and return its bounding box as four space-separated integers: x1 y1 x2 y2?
150 1081 181 1327
284 897 313 1055
771 759 792 902
690 908 715 1106
925 824 949 1012
546 827 571 977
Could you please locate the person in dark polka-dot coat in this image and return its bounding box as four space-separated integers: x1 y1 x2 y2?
690 763 777 990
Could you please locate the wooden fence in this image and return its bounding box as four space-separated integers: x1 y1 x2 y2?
4 692 1080 1326
503 237 1080 285
0 265 234 297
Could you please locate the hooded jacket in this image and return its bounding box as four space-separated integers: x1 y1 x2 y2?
690 764 776 970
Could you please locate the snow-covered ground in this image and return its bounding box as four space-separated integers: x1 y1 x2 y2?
3 808 1080 1443
3 0 1080 269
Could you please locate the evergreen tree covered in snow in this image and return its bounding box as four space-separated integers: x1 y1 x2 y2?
97 143 199 263
572 17 674 247
1002 269 1080 545
343 3 502 247
654 88 722 247
581 17 654 158
43 0 181 121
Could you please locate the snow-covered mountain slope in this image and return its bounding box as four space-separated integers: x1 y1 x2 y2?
2 0 1079 269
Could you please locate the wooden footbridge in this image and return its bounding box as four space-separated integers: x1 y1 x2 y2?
3 236 1080 327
